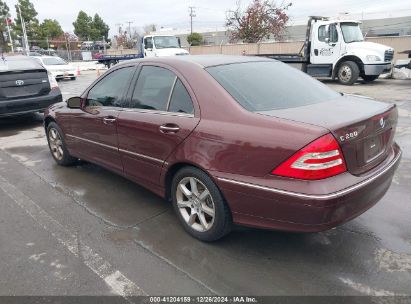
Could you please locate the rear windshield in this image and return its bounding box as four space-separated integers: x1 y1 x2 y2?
0 57 42 71
206 61 340 111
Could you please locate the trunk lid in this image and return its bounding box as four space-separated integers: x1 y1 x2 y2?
258 95 397 175
0 69 50 101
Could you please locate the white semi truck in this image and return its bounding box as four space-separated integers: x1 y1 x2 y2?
259 16 394 85
97 34 189 67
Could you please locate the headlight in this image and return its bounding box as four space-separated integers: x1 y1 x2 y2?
366 55 382 62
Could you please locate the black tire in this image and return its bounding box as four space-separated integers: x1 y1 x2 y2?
337 61 360 85
171 167 232 242
46 122 77 166
362 75 379 83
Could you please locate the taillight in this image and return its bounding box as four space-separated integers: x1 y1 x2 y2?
272 133 347 180
48 72 59 89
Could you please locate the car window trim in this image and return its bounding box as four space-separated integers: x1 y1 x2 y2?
122 107 194 118
165 76 178 111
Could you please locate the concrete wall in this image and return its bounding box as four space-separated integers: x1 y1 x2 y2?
185 36 411 62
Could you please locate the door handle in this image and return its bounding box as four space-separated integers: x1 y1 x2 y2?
103 117 117 125
159 124 180 133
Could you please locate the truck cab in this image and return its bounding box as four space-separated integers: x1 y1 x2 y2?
142 35 189 57
308 17 394 84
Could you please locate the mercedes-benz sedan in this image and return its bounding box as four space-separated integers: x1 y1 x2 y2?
44 55 401 241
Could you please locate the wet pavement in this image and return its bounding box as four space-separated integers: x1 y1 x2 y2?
0 72 410 296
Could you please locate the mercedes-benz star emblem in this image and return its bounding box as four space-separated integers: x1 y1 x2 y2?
380 117 385 128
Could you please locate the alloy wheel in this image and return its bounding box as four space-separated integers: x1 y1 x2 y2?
48 128 64 161
176 177 215 232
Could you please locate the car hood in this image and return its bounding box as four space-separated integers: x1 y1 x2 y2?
346 41 392 53
46 64 75 71
155 48 189 57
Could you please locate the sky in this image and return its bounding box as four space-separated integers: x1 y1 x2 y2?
5 0 411 36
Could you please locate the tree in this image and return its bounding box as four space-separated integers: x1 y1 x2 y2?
38 19 63 49
90 14 109 41
73 11 109 41
143 24 156 34
73 10 92 40
226 0 291 43
0 0 11 51
187 32 203 46
14 0 41 44
41 19 63 39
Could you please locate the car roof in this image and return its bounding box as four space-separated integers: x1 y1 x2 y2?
121 55 276 69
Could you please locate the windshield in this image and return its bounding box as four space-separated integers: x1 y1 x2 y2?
340 23 364 43
207 61 340 112
153 36 180 49
42 57 66 65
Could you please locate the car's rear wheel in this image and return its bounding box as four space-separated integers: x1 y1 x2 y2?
46 122 77 166
171 167 232 241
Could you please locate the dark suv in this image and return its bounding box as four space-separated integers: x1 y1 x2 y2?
0 56 62 117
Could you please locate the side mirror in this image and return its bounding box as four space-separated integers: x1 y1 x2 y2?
67 96 81 109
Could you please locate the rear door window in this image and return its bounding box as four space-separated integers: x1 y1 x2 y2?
168 79 194 114
130 66 176 111
207 61 340 111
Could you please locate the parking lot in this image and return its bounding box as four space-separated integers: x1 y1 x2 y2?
0 71 410 297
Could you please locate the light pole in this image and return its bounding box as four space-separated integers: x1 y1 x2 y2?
17 5 29 54
189 7 196 34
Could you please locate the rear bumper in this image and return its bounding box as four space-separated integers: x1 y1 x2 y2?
215 143 401 232
0 88 62 117
364 63 392 75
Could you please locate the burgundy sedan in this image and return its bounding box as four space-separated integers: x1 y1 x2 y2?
44 56 401 241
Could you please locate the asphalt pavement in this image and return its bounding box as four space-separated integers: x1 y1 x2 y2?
0 71 410 298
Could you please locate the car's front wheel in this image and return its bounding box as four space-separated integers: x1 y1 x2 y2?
171 167 232 241
337 61 360 85
46 122 77 166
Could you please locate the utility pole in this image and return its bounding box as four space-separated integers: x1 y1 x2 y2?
189 6 196 34
126 21 133 39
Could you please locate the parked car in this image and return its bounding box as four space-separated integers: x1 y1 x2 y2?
34 56 77 81
28 51 43 56
44 55 401 241
0 56 62 117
